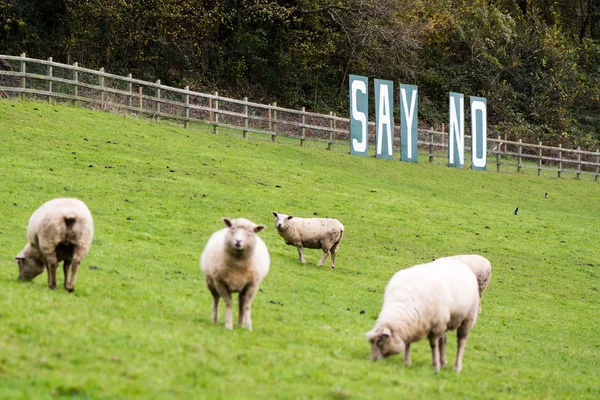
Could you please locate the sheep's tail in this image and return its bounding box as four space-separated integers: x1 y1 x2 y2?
63 214 79 241
332 227 344 252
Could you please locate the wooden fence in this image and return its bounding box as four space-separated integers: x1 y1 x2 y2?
1 54 598 181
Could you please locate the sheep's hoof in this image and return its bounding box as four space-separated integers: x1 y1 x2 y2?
66 287 75 293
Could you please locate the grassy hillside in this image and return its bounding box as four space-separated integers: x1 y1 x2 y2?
0 99 599 399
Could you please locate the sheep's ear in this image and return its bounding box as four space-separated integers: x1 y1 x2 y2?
381 328 392 337
272 212 278 217
287 215 294 220
222 218 232 228
254 225 265 233
15 250 25 261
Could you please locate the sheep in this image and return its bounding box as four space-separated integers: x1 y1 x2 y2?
272 212 344 268
436 254 492 310
14 198 94 292
200 217 270 330
366 258 479 373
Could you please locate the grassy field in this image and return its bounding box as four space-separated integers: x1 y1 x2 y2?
0 99 599 399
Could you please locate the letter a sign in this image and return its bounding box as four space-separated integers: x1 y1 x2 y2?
375 79 394 159
350 75 369 156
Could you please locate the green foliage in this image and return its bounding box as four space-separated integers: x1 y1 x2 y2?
1 99 600 398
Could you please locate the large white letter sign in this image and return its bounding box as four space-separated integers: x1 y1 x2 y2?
350 75 368 156
400 84 418 162
448 92 464 168
375 79 394 159
470 97 487 170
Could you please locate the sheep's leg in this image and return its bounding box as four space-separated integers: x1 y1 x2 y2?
439 334 448 367
297 246 306 263
65 256 81 293
237 289 246 327
428 334 441 373
317 249 329 267
404 342 412 366
239 284 258 331
207 284 220 323
219 290 233 329
62 259 72 290
46 254 58 290
329 247 336 268
454 324 470 373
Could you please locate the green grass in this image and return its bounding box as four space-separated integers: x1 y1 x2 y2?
1 99 599 399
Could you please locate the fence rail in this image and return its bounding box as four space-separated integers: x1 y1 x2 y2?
1 54 598 181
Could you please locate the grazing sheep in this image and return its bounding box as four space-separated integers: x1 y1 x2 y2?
15 198 94 292
366 258 479 373
200 218 270 330
272 212 344 268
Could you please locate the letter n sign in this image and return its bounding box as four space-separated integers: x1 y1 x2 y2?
350 74 368 156
375 79 394 159
400 84 418 162
471 97 487 170
448 92 464 168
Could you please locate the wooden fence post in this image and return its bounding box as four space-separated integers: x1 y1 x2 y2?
558 144 563 178
576 146 581 180
538 141 542 176
127 74 133 108
214 91 219 135
184 85 190 129
99 67 105 107
429 128 434 162
441 123 445 146
73 62 79 107
272 102 277 142
47 57 52 103
594 149 600 182
496 134 501 173
155 79 161 121
19 53 26 100
301 107 306 147
139 87 143 114
209 97 213 122
328 111 333 150
243 97 248 138
517 138 522 173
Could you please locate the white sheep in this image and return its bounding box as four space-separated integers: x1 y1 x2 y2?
200 217 270 330
15 198 94 292
436 254 492 312
366 258 479 373
272 212 344 268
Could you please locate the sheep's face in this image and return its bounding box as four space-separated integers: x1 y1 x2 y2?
15 245 46 281
223 218 265 252
366 327 405 361
272 212 293 230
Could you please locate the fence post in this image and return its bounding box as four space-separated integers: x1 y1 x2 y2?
272 102 277 142
538 141 542 176
209 97 213 122
558 144 562 178
429 128 434 162
155 80 161 121
183 86 190 129
99 67 105 107
139 87 143 114
441 123 445 147
243 97 248 138
576 146 581 180
517 139 522 173
73 62 79 107
328 111 333 150
301 107 306 147
19 53 26 100
496 134 501 173
47 57 52 103
214 91 219 135
127 74 133 108
595 149 599 182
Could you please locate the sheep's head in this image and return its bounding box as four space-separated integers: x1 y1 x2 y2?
272 212 293 230
366 326 405 361
223 218 264 253
15 244 46 281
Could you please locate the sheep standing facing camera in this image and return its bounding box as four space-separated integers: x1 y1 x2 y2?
272 212 344 268
366 258 479 373
200 218 270 330
15 198 94 292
